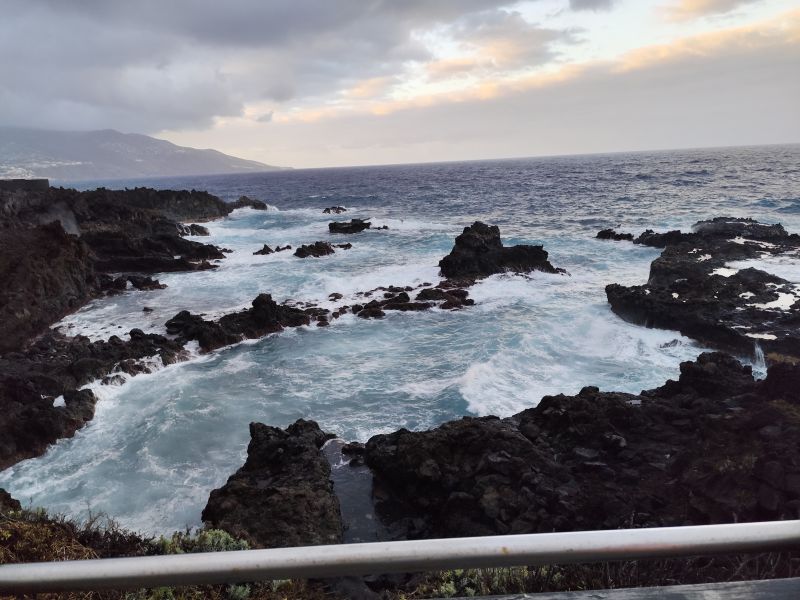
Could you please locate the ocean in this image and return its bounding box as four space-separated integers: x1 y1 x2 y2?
2 144 799 534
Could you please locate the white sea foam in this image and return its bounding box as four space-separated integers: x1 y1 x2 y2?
726 255 800 283
748 292 798 310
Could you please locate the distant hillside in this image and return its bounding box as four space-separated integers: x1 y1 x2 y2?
0 127 281 181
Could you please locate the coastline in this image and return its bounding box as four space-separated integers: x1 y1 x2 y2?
1 172 799 594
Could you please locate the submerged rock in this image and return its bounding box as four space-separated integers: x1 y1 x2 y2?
329 219 371 234
439 222 563 280
323 206 347 214
365 352 800 540
606 216 800 360
202 420 342 548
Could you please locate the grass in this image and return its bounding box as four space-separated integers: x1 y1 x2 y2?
0 506 330 600
2 503 799 599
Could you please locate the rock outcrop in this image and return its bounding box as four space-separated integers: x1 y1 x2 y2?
229 196 269 211
166 293 310 352
0 222 97 354
606 217 800 360
365 352 800 540
596 228 634 241
0 330 184 469
294 242 335 258
202 420 342 548
253 244 274 255
439 222 563 280
0 186 230 354
329 219 371 234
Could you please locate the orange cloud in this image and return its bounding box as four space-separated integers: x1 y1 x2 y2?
663 0 760 22
618 7 800 71
271 8 800 125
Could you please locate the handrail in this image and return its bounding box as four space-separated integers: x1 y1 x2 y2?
1 521 798 593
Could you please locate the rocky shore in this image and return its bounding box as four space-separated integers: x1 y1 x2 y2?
0 186 234 353
0 189 564 471
0 184 251 468
201 352 798 550
2 181 799 594
602 217 800 361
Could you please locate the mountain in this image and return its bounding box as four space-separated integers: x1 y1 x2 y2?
0 127 281 181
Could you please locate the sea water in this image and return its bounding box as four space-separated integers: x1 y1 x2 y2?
2 144 799 534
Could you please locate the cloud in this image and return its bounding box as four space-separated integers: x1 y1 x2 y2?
569 0 615 11
0 0 527 132
663 0 762 21
164 7 799 167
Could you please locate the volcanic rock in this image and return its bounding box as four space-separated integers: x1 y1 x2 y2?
0 222 97 354
0 489 21 513
365 352 800 540
439 222 563 280
202 420 342 548
127 275 166 291
295 242 335 258
606 217 800 360
329 219 371 234
229 196 268 210
596 229 634 241
166 293 310 352
253 244 274 255
0 330 183 469
323 206 347 214
178 223 210 236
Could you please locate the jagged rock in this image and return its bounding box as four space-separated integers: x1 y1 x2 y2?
83 230 224 273
166 293 310 352
202 420 342 548
127 275 166 291
607 217 800 359
229 196 268 210
275 245 292 252
295 242 335 258
365 352 800 540
329 219 371 234
253 244 274 255
416 287 474 309
0 488 21 513
597 229 633 241
0 330 183 469
323 206 346 214
0 222 97 354
439 222 563 280
178 223 210 236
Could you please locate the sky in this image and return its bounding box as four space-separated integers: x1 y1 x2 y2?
1 0 798 168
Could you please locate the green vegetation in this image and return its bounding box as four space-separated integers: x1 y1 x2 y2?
2 502 798 599
0 505 329 600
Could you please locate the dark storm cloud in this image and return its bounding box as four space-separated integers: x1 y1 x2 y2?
0 0 525 132
569 0 615 10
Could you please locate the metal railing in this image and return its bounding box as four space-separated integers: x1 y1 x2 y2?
1 521 798 593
